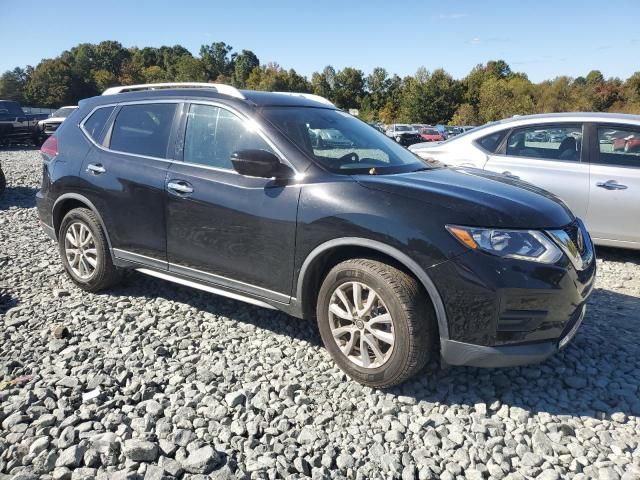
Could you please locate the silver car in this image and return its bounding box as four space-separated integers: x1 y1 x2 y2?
409 112 640 249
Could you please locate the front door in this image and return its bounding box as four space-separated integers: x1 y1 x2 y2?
485 123 590 219
165 103 300 302
586 124 640 246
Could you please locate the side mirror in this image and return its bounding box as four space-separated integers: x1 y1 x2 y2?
230 149 292 179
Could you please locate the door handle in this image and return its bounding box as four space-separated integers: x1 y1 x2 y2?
596 180 627 190
167 181 194 194
502 171 520 180
87 163 106 174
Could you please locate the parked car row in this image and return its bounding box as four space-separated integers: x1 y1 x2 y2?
0 100 76 147
409 112 640 250
380 123 475 146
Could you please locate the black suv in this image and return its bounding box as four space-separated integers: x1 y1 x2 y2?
37 83 596 387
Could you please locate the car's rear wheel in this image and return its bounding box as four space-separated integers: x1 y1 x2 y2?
316 259 435 388
58 208 122 292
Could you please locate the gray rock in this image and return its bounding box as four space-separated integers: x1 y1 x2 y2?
224 390 245 408
55 445 84 468
336 453 354 470
122 439 158 462
180 445 222 474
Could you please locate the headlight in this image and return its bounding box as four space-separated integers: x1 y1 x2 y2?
446 225 563 264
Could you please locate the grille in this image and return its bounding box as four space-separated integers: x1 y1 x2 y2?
546 219 593 271
564 221 586 255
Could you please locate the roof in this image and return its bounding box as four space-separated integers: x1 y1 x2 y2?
92 83 335 109
498 112 640 124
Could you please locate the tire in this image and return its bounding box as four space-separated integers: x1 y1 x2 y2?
58 207 122 292
0 167 5 196
316 258 435 388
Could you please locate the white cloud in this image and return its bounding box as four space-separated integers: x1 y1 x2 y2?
470 37 481 45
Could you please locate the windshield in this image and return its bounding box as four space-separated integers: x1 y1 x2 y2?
395 125 411 131
422 129 439 135
260 107 432 174
52 107 75 118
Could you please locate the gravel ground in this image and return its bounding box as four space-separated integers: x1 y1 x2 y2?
1 148 639 480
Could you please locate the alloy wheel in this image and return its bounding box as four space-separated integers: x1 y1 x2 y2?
64 222 98 279
328 281 395 368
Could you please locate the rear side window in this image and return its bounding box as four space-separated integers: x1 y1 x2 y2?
505 124 582 161
597 126 640 168
183 104 275 170
82 106 114 142
110 103 177 158
475 130 506 153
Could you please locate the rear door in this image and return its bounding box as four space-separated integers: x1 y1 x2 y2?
586 123 640 246
80 101 180 266
484 123 590 218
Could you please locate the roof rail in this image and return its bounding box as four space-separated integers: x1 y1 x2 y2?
102 82 245 99
273 92 335 107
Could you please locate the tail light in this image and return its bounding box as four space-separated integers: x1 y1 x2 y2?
41 136 58 157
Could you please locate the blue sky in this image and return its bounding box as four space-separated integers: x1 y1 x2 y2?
1 0 638 82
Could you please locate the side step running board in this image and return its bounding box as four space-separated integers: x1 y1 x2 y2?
136 268 276 310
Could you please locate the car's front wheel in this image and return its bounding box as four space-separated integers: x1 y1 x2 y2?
58 208 122 292
316 259 435 388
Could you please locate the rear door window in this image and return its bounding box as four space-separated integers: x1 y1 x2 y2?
505 124 583 161
109 103 177 158
475 130 507 153
597 126 640 168
82 106 115 143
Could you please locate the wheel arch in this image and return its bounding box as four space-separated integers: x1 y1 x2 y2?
52 193 113 252
296 237 449 339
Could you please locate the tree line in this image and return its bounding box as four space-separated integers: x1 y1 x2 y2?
1 40 640 125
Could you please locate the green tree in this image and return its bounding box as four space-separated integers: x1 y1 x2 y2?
311 66 336 101
25 59 74 107
478 76 535 122
333 67 365 110
93 69 118 92
451 103 479 126
143 65 169 83
0 67 31 103
233 50 260 87
174 56 207 82
200 41 234 81
367 67 391 113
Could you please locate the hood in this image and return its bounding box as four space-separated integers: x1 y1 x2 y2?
355 167 574 229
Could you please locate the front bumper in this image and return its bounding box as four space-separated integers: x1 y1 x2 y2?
441 304 587 367
429 225 596 367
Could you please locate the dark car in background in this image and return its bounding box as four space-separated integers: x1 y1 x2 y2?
37 82 595 387
37 106 78 140
0 100 47 146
